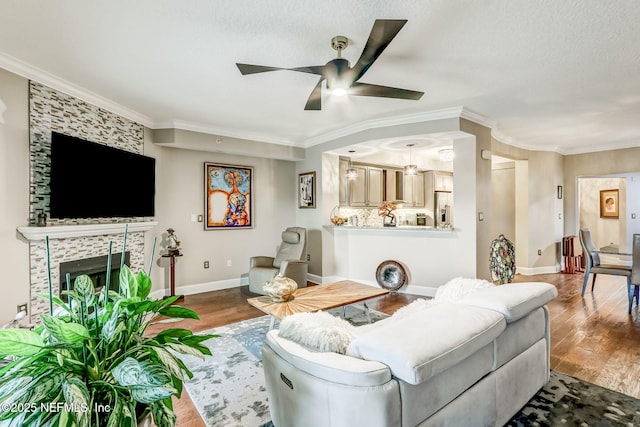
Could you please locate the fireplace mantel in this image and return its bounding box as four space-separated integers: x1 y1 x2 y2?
17 221 158 241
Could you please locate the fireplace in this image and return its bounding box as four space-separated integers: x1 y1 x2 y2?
59 252 130 297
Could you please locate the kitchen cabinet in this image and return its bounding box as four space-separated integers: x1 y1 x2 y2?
340 160 383 207
403 172 425 207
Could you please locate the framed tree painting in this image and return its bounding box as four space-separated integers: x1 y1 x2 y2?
299 171 316 208
204 163 253 229
600 189 619 218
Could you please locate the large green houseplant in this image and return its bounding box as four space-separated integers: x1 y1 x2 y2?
0 255 216 426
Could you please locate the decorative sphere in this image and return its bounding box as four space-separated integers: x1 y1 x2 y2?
263 274 298 302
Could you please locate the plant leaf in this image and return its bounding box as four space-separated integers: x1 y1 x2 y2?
0 329 44 356
62 377 90 426
158 306 200 320
119 264 137 299
150 346 183 382
151 399 177 427
73 274 96 307
100 300 122 341
41 315 89 344
112 357 144 386
165 343 207 359
136 270 152 299
37 292 74 316
130 385 176 404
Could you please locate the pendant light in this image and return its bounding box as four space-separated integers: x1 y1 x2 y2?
404 143 417 175
346 150 358 180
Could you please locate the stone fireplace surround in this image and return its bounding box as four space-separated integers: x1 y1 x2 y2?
23 82 153 322
18 222 157 321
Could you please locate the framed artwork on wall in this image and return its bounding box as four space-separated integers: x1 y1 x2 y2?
298 171 316 208
204 163 253 229
600 189 619 218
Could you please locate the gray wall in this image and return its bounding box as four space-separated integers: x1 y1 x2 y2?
491 162 516 242
0 68 30 325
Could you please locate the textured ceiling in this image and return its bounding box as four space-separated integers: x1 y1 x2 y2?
1 0 639 155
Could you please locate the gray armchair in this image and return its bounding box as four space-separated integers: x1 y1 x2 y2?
248 227 308 295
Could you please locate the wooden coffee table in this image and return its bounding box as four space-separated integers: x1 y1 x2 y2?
247 280 389 329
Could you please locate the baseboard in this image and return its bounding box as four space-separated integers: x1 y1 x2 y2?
516 265 560 276
149 277 249 299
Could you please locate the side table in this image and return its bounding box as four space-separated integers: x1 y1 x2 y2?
162 252 184 301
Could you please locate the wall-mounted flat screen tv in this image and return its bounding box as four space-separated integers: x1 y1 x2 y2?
49 131 156 219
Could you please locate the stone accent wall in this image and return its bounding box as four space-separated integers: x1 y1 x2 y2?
30 232 145 319
27 82 148 320
29 81 144 225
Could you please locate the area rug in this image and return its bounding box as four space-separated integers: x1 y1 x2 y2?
178 306 640 427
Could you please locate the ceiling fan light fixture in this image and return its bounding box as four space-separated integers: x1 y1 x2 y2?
331 87 348 97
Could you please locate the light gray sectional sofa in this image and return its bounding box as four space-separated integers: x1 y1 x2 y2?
262 281 558 427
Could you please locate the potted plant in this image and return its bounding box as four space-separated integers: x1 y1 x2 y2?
0 261 217 426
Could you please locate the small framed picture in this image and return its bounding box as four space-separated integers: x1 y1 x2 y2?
600 189 619 218
298 171 316 209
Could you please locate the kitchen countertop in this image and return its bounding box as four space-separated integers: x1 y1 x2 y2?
324 224 455 232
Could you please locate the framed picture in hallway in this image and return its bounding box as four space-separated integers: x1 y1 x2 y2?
298 171 316 208
204 163 253 229
600 189 619 218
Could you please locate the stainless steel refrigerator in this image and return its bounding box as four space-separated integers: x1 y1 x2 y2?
435 191 453 227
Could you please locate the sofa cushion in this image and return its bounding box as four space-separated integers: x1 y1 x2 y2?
456 282 557 323
346 303 506 385
278 311 356 354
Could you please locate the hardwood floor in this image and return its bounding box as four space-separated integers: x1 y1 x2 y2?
148 274 640 426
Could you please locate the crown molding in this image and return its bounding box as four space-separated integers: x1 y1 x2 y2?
0 52 154 128
459 107 495 129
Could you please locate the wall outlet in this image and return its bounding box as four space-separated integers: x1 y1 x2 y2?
538 249 542 256
307 254 310 261
204 261 210 269
197 214 204 222
226 260 232 267
17 303 27 314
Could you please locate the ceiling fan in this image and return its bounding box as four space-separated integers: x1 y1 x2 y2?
236 19 424 110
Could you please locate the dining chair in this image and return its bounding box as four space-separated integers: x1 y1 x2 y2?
578 228 631 297
628 234 640 313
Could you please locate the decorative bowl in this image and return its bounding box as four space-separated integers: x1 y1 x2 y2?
263 274 298 302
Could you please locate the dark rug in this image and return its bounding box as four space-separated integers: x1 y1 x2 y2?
506 371 640 426
180 306 640 427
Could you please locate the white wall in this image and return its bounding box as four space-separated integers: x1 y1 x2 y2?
0 68 30 325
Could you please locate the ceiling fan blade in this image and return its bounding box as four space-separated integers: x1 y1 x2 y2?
349 19 408 82
236 63 325 76
304 78 324 110
350 82 423 100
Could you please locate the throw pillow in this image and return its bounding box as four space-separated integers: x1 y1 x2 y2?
278 311 357 354
389 277 495 321
434 277 495 303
